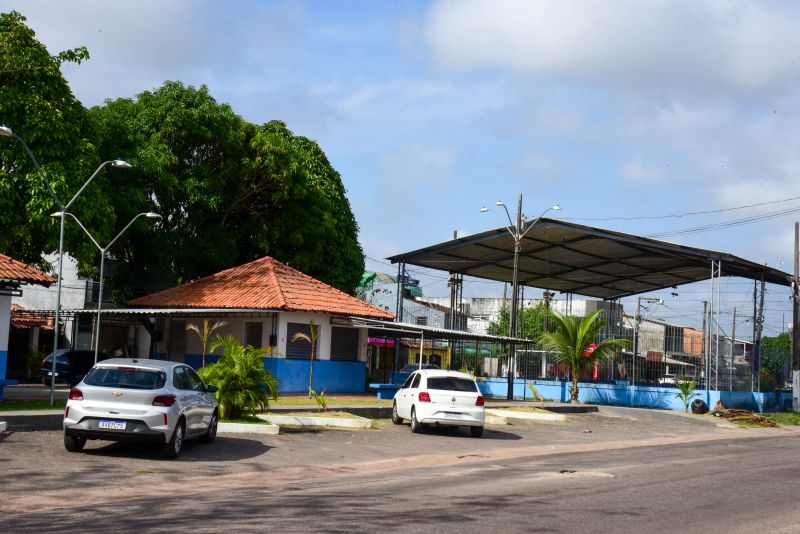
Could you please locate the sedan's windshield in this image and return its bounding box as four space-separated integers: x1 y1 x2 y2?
427 377 478 392
84 367 167 389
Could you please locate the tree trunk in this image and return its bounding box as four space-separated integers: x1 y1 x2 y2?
308 354 315 398
572 373 580 403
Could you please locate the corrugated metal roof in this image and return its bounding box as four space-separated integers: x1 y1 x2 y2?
127 256 395 320
0 253 56 286
387 218 792 299
346 317 531 343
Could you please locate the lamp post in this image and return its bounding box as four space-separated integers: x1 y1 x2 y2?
1 125 131 405
631 297 663 387
481 194 561 399
54 211 161 363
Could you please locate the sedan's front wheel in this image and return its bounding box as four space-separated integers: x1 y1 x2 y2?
391 402 402 425
199 411 218 444
64 434 86 452
410 407 423 434
163 419 185 459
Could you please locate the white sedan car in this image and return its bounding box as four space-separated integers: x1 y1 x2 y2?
63 358 218 459
392 369 485 437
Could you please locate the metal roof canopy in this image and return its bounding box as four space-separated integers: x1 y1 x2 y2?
347 317 530 344
63 308 280 318
387 218 792 299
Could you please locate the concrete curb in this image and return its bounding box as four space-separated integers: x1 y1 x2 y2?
0 411 63 431
218 422 280 435
0 421 6 433
487 408 567 422
259 413 372 429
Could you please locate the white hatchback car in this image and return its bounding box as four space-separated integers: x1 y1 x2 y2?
392 369 485 437
63 358 219 459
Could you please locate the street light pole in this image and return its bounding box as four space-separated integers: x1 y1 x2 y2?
56 212 161 363
1 123 131 405
481 194 560 400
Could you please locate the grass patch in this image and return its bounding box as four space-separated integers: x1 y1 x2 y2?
0 399 66 411
761 412 800 426
224 416 272 424
271 397 391 407
272 411 365 419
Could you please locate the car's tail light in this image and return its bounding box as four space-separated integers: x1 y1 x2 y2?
475 395 485 406
152 394 176 407
163 414 168 426
69 388 83 400
41 357 47 368
65 407 70 418
118 366 136 371
418 391 431 402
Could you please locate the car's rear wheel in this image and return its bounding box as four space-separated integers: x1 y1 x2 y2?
163 419 185 459
391 402 402 425
64 434 86 452
199 411 218 444
410 407 423 434
470 426 484 438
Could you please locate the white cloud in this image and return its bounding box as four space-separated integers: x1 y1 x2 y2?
424 0 800 97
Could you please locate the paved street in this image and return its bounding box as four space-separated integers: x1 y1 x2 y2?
2 408 800 533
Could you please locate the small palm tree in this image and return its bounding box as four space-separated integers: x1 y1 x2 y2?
186 319 228 368
539 310 630 403
291 320 319 398
675 376 699 413
197 335 278 419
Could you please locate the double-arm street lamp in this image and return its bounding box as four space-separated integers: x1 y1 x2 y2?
0 125 131 405
54 211 161 363
481 194 561 399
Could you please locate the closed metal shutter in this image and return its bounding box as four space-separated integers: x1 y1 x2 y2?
286 322 315 359
330 327 359 361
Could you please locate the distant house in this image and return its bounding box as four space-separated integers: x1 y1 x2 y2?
110 256 395 393
0 253 56 399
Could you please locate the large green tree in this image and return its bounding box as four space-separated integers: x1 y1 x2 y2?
89 82 364 299
487 302 548 340
0 11 114 271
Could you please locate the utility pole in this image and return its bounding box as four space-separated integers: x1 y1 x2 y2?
730 307 736 391
702 300 708 387
793 222 799 411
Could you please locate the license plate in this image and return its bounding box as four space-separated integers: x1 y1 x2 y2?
444 412 462 419
98 420 126 430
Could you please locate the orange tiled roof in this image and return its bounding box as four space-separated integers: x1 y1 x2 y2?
128 256 395 320
10 304 53 329
0 253 56 286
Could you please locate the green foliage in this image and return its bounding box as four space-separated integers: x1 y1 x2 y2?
197 335 278 420
486 303 547 339
89 83 364 299
674 376 699 413
309 388 328 412
458 365 476 378
759 368 774 391
186 319 228 368
761 333 790 386
0 11 113 272
538 310 630 402
527 383 545 409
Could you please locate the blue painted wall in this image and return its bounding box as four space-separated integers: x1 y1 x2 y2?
478 378 794 412
184 354 366 394
0 350 7 401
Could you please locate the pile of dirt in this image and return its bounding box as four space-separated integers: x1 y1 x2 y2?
713 408 777 427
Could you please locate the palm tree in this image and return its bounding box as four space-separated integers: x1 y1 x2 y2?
291 320 319 398
198 335 278 419
539 310 630 403
675 376 699 413
186 319 228 368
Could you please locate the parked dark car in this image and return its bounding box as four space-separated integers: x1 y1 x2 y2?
41 350 110 387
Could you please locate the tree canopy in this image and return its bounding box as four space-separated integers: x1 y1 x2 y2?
486 302 548 340
90 82 365 298
0 10 114 272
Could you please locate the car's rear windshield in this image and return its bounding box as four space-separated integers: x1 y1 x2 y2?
84 366 167 389
427 377 479 392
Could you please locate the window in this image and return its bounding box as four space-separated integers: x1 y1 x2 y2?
401 374 415 389
411 373 421 389
426 377 478 392
170 320 186 358
245 322 263 348
184 366 206 392
84 367 166 390
173 366 191 390
286 322 317 360
415 316 428 326
330 327 359 361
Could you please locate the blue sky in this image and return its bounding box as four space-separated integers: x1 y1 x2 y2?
5 0 800 335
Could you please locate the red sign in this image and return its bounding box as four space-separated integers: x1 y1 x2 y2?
583 342 597 357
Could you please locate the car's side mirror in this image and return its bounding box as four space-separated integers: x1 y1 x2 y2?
206 384 219 393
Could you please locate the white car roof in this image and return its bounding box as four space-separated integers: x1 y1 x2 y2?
95 358 184 372
413 369 476 380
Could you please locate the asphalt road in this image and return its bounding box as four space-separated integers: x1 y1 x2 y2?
2 409 800 533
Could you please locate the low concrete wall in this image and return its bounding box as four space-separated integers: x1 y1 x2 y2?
478 378 793 412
